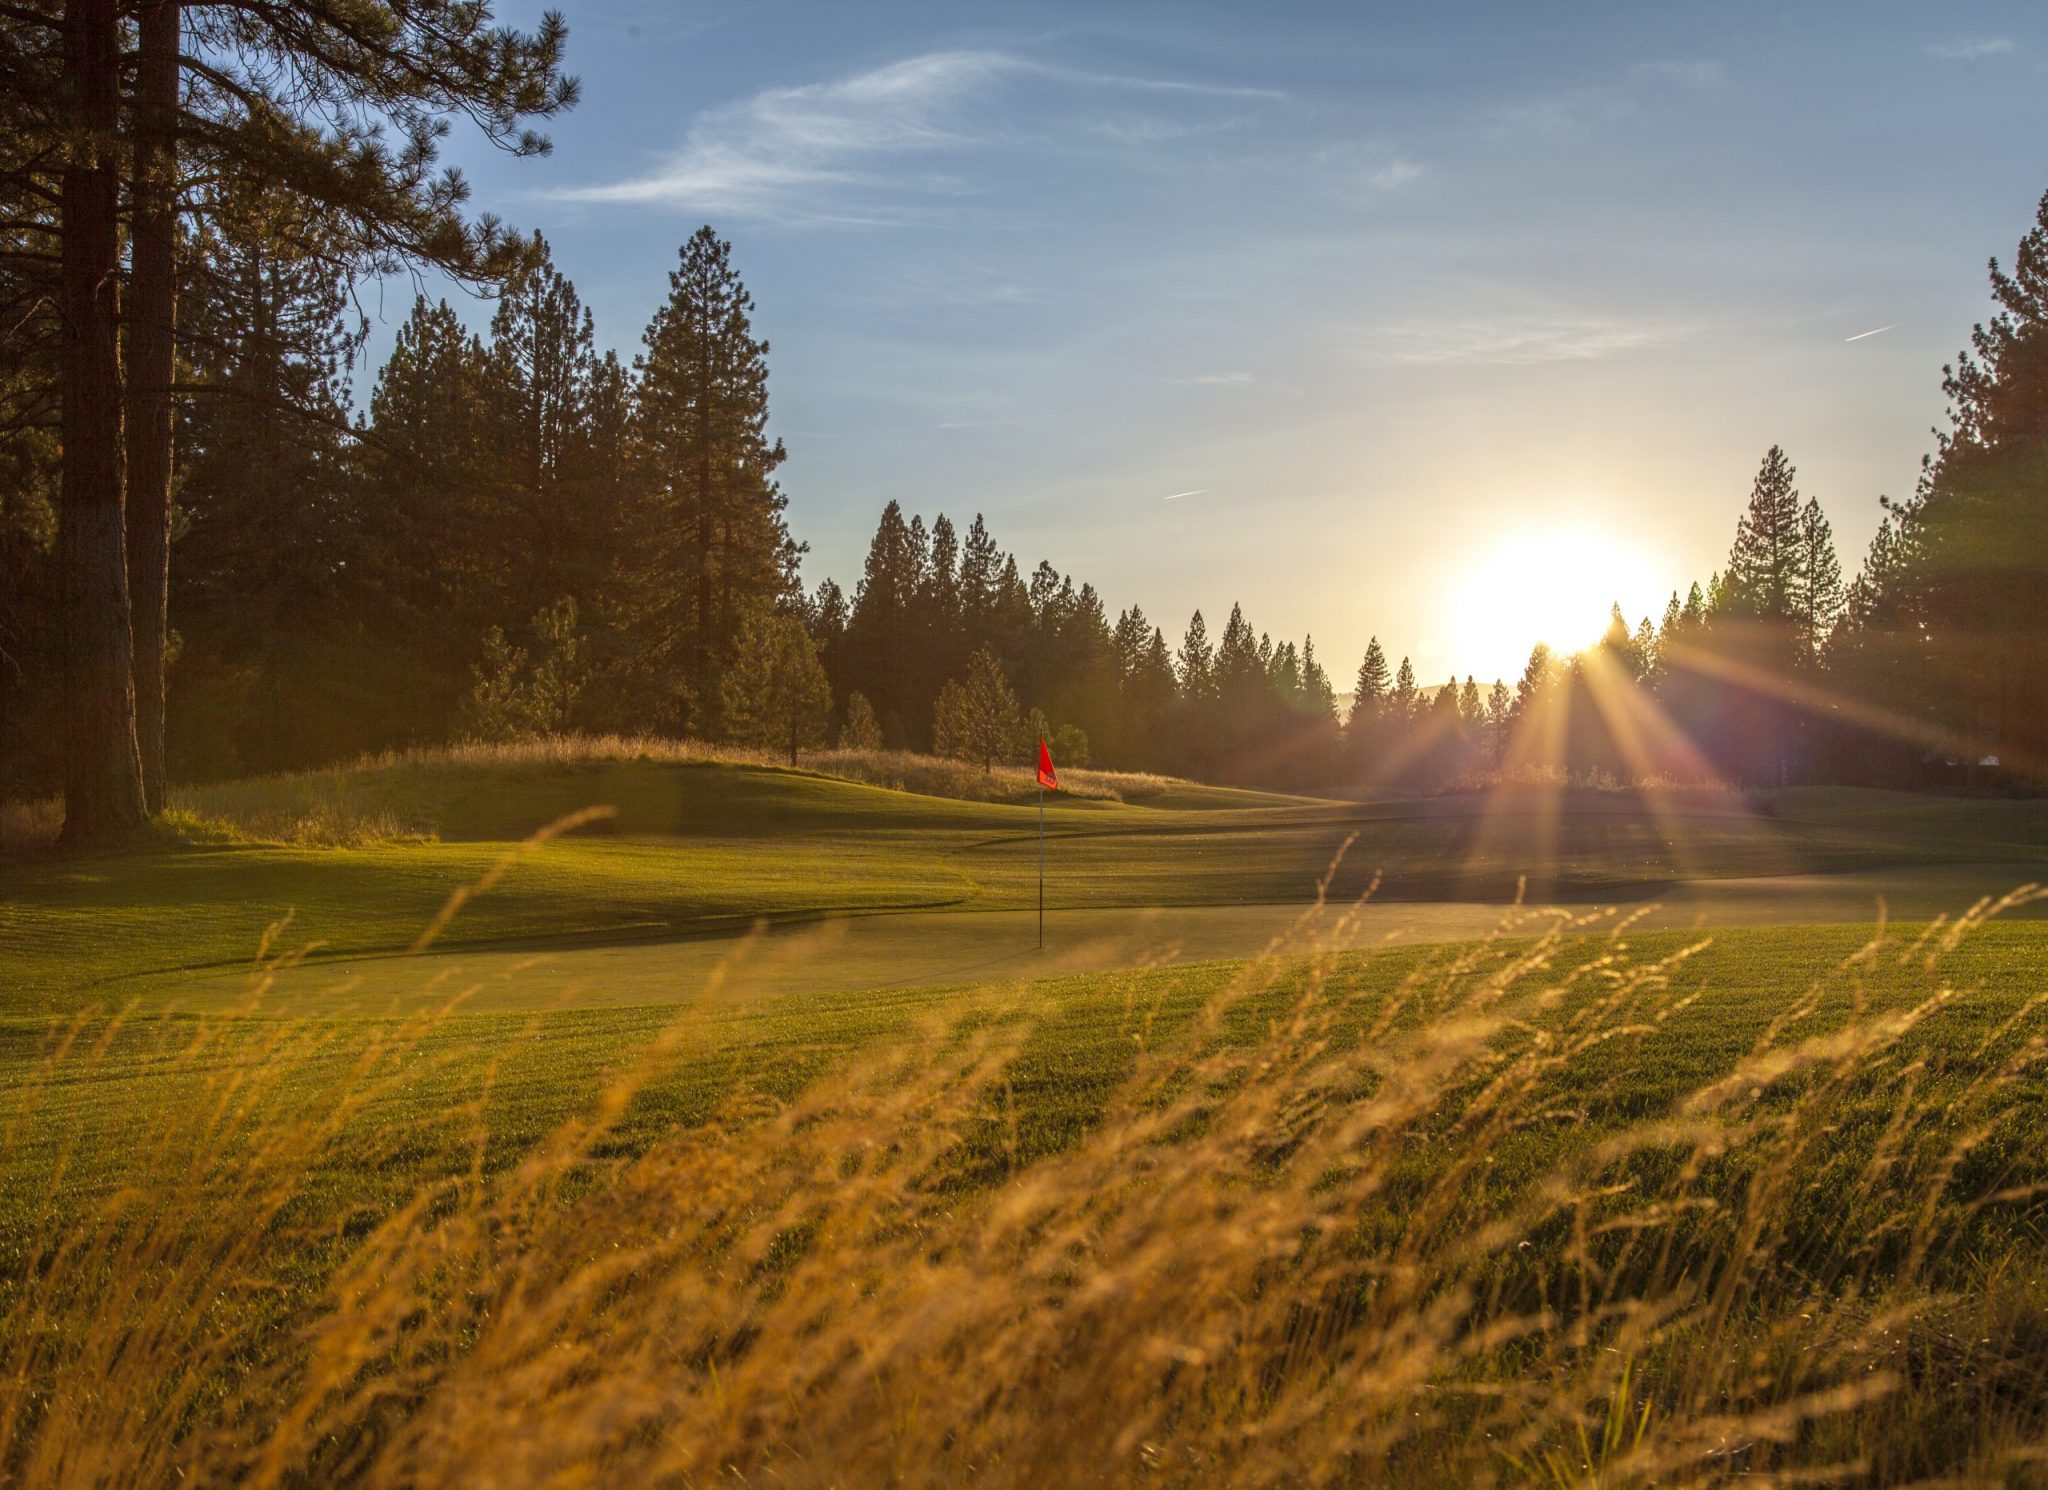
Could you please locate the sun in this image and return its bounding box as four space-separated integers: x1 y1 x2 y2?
1451 529 1660 681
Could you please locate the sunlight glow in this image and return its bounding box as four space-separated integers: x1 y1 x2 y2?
1452 529 1659 679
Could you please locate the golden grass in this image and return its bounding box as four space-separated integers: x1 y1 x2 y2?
6 830 2048 1485
343 733 1154 800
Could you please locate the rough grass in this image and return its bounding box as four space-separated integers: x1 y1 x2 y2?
5 855 2048 1485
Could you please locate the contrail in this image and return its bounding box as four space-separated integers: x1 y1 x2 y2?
1164 489 1207 501
1844 324 1897 343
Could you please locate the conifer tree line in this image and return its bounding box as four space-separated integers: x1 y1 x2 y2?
801 499 1346 785
7 0 2048 841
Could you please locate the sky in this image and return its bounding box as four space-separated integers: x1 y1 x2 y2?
391 0 2048 685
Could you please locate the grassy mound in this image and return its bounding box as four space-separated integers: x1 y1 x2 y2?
2 736 1278 855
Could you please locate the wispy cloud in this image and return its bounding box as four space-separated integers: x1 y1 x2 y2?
1080 114 1253 145
1175 371 1252 386
1844 324 1897 343
1926 37 2015 61
1488 59 1724 137
867 267 1051 311
1163 489 1208 501
557 50 1281 221
1359 314 1699 367
1308 141 1425 202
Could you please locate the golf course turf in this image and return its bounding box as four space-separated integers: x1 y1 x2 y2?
5 750 2048 1483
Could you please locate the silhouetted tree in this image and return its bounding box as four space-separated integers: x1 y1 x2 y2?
628 227 794 735
933 646 1023 772
723 612 832 765
840 691 883 751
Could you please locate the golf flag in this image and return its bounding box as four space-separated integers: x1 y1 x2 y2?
1037 736 1059 791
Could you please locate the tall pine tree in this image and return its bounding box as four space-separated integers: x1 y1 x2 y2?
628 227 794 735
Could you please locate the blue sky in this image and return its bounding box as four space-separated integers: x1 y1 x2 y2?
399 1 2048 684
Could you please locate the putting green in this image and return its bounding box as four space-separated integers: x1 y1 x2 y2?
151 859 2047 1018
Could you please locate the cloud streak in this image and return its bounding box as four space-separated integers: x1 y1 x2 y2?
1926 38 2015 61
1359 313 1699 367
1486 59 1724 138
556 50 1282 221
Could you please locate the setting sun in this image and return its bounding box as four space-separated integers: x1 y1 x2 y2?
1451 529 1661 681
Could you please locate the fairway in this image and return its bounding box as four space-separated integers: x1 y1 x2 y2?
147 860 2048 1016
8 755 2048 1017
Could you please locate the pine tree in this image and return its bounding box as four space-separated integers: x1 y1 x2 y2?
174 212 365 767
1176 610 1217 776
1859 184 2048 755
1632 616 1659 684
1127 626 1179 771
52 0 145 843
487 233 609 618
1299 638 1337 722
958 513 1002 640
1597 603 1631 670
1681 582 1707 630
1112 607 1151 689
1348 637 1390 733
1486 679 1513 758
722 612 833 765
357 297 499 689
1659 591 1683 645
1215 604 1263 714
1458 675 1482 723
925 515 962 635
461 597 588 743
125 0 179 814
840 691 883 751
630 227 793 736
1515 644 1556 715
932 646 1023 772
1178 612 1216 705
1795 496 1846 661
19 0 577 842
808 578 850 700
1390 656 1418 721
845 501 923 746
1721 446 1805 624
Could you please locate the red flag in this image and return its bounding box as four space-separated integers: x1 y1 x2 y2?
1036 736 1059 791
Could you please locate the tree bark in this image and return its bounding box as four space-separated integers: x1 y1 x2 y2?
57 0 147 848
126 0 179 814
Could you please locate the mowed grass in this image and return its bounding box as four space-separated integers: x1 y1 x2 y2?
7 746 2048 1014
7 897 2048 1484
9 750 2048 1482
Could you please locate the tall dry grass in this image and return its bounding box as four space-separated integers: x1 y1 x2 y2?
390 733 1165 803
5 843 2048 1485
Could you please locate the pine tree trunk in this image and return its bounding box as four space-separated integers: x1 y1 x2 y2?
125 0 179 815
695 451 712 725
57 0 147 848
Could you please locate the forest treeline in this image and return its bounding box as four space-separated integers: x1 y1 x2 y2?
6 3 2048 844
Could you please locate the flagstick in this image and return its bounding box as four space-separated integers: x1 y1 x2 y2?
1037 782 1045 951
